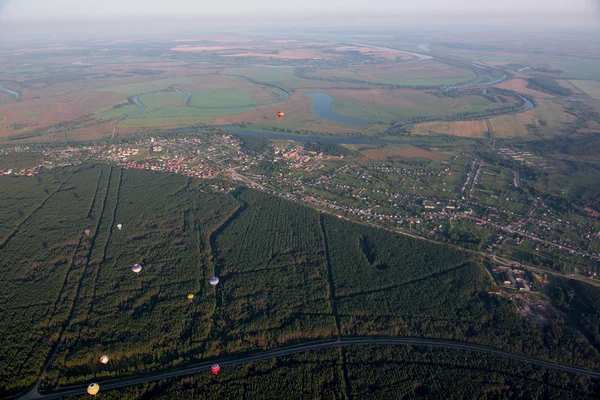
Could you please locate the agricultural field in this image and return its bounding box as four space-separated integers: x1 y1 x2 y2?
304 61 475 86
326 88 520 123
411 120 489 138
489 97 576 139
0 91 14 104
360 144 448 161
568 80 600 100
3 166 600 397
552 58 600 81
2 33 576 142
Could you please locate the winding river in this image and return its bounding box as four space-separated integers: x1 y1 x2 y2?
350 43 508 89
174 88 193 106
0 83 20 100
444 74 509 92
349 42 434 61
125 96 146 118
519 96 535 111
167 89 534 143
306 92 370 126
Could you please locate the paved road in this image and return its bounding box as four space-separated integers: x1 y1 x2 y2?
19 337 600 399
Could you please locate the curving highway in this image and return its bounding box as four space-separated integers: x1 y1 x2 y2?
18 337 600 399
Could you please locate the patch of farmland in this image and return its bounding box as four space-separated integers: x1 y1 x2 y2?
327 88 514 123
245 85 281 104
95 104 139 120
553 58 600 81
188 88 255 108
361 145 448 161
0 89 123 138
139 91 185 112
412 121 489 138
98 77 194 96
117 115 214 128
490 97 577 138
307 62 475 86
568 80 600 100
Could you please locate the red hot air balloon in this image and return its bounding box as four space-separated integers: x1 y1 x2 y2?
84 229 91 236
210 364 221 375
277 111 284 119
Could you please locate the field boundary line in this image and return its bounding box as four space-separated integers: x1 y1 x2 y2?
336 262 471 300
40 166 113 385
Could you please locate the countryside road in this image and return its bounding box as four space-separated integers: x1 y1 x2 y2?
19 337 600 399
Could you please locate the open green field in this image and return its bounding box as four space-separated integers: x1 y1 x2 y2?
2 167 600 396
327 89 517 123
117 115 214 128
188 88 254 108
140 91 186 110
98 78 194 96
306 61 475 86
0 39 549 140
554 58 600 81
432 47 528 63
95 104 139 119
224 67 368 91
568 80 600 100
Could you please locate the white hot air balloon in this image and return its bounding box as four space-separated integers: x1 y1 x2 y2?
117 224 122 230
132 264 142 274
210 276 220 286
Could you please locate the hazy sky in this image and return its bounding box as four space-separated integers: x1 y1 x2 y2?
0 0 598 19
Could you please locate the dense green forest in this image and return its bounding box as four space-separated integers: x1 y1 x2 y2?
525 132 600 157
324 215 600 366
62 346 600 400
0 170 64 239
1 166 600 397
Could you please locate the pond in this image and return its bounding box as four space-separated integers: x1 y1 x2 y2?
306 92 371 126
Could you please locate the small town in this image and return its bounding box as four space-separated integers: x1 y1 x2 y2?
1 132 599 287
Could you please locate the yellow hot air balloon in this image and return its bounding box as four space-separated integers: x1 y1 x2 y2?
187 293 194 300
99 355 109 364
87 383 100 396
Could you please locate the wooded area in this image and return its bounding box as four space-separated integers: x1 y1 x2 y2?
1 167 600 396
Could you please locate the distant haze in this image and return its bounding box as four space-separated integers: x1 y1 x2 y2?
0 0 598 44
0 0 598 20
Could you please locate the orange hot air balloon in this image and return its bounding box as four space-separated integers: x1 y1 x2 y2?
87 383 100 396
277 111 284 119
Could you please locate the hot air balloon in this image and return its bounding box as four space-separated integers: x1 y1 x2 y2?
211 364 221 375
87 383 100 396
210 276 219 286
132 264 142 274
99 355 109 364
277 111 284 119
187 293 195 300
117 224 122 230
84 229 91 236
